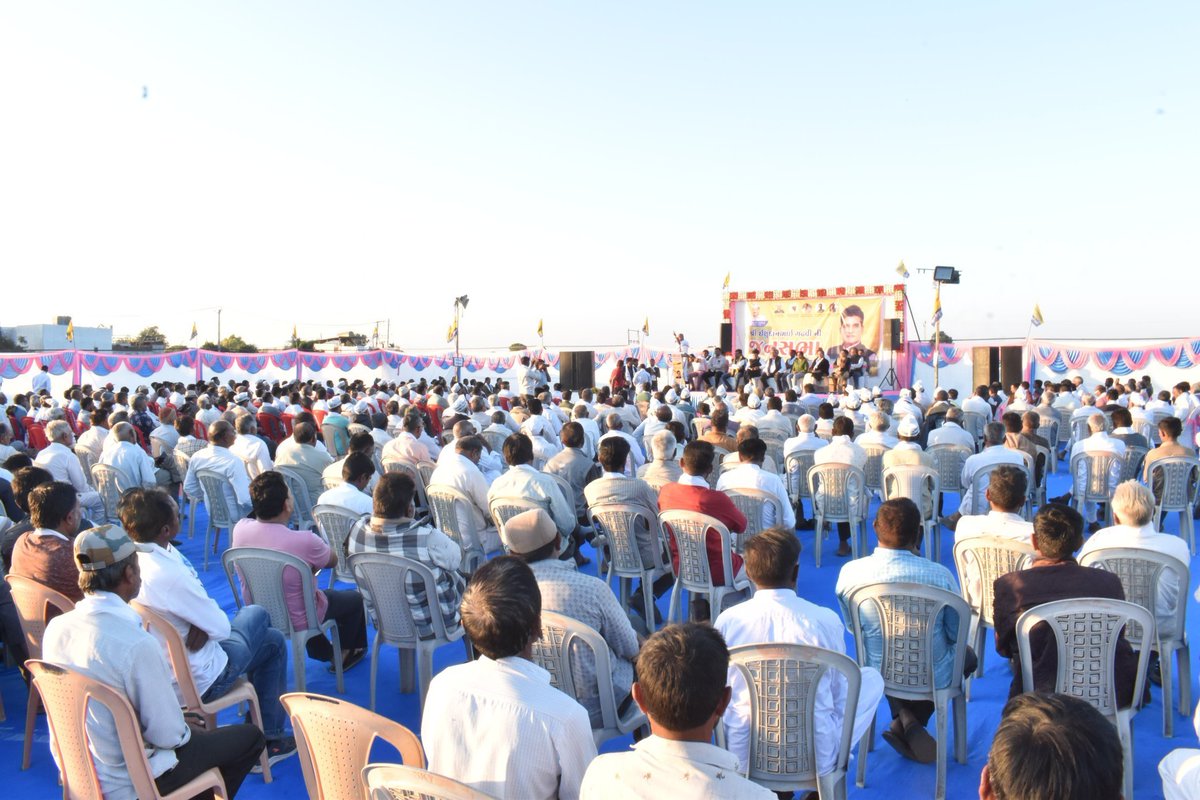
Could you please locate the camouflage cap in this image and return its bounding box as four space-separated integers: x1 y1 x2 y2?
73 525 149 572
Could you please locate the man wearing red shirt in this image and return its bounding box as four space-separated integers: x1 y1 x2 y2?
657 440 749 621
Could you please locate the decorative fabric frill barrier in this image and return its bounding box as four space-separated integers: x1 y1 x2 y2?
909 344 968 370
1032 339 1200 376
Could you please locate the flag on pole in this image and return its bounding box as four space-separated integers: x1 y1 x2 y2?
65 319 74 342
642 317 650 336
931 295 943 325
896 261 910 279
537 319 544 338
722 272 731 289
291 324 297 341
1031 304 1044 327
447 320 458 343
372 323 379 339
190 322 198 341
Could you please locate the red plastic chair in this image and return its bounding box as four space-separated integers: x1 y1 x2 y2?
193 419 209 441
22 419 49 451
134 425 152 454
147 400 160 415
313 410 328 427
280 413 295 436
62 408 82 435
257 413 286 444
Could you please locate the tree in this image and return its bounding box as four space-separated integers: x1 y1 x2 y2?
931 331 954 344
134 326 167 345
200 335 258 353
0 332 23 352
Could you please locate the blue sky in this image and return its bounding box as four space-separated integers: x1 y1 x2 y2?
1 3 1195 352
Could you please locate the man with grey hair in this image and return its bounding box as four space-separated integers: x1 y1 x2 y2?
99 422 166 493
571 404 601 459
637 429 683 491
946 422 1026 529
34 419 106 519
856 412 898 448
543 423 601 524
1066 413 1126 530
598 413 646 472
926 405 976 450
230 414 274 479
183 420 254 518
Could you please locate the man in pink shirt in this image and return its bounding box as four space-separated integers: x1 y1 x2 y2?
232 471 367 670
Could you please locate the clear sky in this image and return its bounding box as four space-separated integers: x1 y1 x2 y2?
1 3 1196 352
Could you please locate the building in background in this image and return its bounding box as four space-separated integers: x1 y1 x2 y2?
0 317 112 351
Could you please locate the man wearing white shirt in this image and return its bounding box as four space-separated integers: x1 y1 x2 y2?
636 429 684 490
732 392 765 427
947 423 1026 526
195 395 222 428
882 417 933 471
75 407 110 462
927 406 977 451
31 364 51 396
1172 381 1199 420
715 528 882 778
953 465 1033 600
323 431 380 493
488 434 576 537
183 420 254 518
571 404 601 460
894 388 925 423
429 435 503 554
962 386 993 419
717 438 795 530
814 416 867 556
121 488 296 768
423 557 596 800
315 452 374 518
33 419 106 520
580 622 772 800
381 414 432 464
1146 390 1173 414
598 413 646 472
100 422 166 492
230 414 273 479
755 395 793 439
632 405 672 452
1081 480 1189 647
856 412 898 449
783 414 827 460
1067 414 1126 529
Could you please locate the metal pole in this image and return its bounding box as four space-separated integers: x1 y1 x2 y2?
454 303 461 383
216 308 222 353
933 283 941 388
387 318 391 349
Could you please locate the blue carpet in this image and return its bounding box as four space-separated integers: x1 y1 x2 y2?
1 462 1194 798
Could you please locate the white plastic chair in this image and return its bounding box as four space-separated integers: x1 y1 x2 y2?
26 660 229 800
89 463 126 523
382 457 431 517
928 444 972 521
785 451 817 521
488 495 543 542
1069 451 1121 527
1147 456 1200 554
196 467 246 570
1014 597 1154 800
1035 419 1059 473
807 463 868 567
847 582 969 800
173 448 202 539
312 503 366 586
1079 547 1192 737
967 462 1032 518
362 763 495 800
348 551 465 712
530 610 648 747
883 465 941 560
961 412 987 451
727 643 866 800
725 487 785 552
860 444 888 496
222 546 345 693
75 448 97 489
588 502 672 632
658 509 750 623
277 465 317 531
426 484 488 574
950 536 1034 697
1119 445 1149 483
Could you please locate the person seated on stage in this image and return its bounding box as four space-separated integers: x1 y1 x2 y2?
716 528 883 778
698 406 738 453
580 622 773 800
945 422 1026 530
856 412 898 449
992 504 1138 705
836 498 973 764
545 422 603 524
716 437 794 531
813 416 867 557
42 525 266 799
423 556 596 800
636 429 684 491
315 451 374 517
982 693 1123 800
503 507 641 726
120 487 297 769
321 430 378 493
232 471 368 672
657 441 748 621
10 481 88 602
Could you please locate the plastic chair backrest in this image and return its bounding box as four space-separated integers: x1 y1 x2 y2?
322 424 350 458
1014 597 1153 721
281 693 425 800
861 444 888 490
1069 451 1121 504
381 458 429 514
658 509 734 592
846 582 970 700
129 601 207 712
6 574 75 659
280 413 295 436
1079 547 1190 644
362 763 493 800
258 413 286 444
1036 418 1059 449
195 468 243 528
882 464 940 513
729 642 862 790
192 419 208 440
785 451 817 502
426 485 485 564
1148 456 1200 511
928 444 972 494
223 547 322 636
806 463 866 522
91 463 132 515
1070 416 1091 444
589 502 669 577
968 462 1031 516
1119 445 1148 482
277 466 316 529
725 487 784 549
76 449 97 488
313 504 366 583
26 659 226 800
481 429 508 454
531 610 634 736
962 412 987 446
489 496 542 539
951 536 1034 627
25 421 50 451
348 551 459 646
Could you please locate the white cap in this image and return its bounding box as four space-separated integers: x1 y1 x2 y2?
897 416 920 437
747 393 761 409
665 389 678 403
327 397 342 410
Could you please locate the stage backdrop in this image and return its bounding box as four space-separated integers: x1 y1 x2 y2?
724 283 906 380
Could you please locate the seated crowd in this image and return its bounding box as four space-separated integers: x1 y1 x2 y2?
0 364 1198 799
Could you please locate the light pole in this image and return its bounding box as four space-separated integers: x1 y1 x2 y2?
928 266 960 387
216 308 222 353
453 295 469 383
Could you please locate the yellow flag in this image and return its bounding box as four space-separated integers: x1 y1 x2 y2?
642 317 650 336
65 320 74 342
1031 304 1044 327
896 261 910 279
537 318 544 338
372 323 379 339
447 320 458 343
291 324 297 340
191 322 199 341
722 271 731 289
931 295 943 324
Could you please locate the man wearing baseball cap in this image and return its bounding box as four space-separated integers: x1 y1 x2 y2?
42 525 265 799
